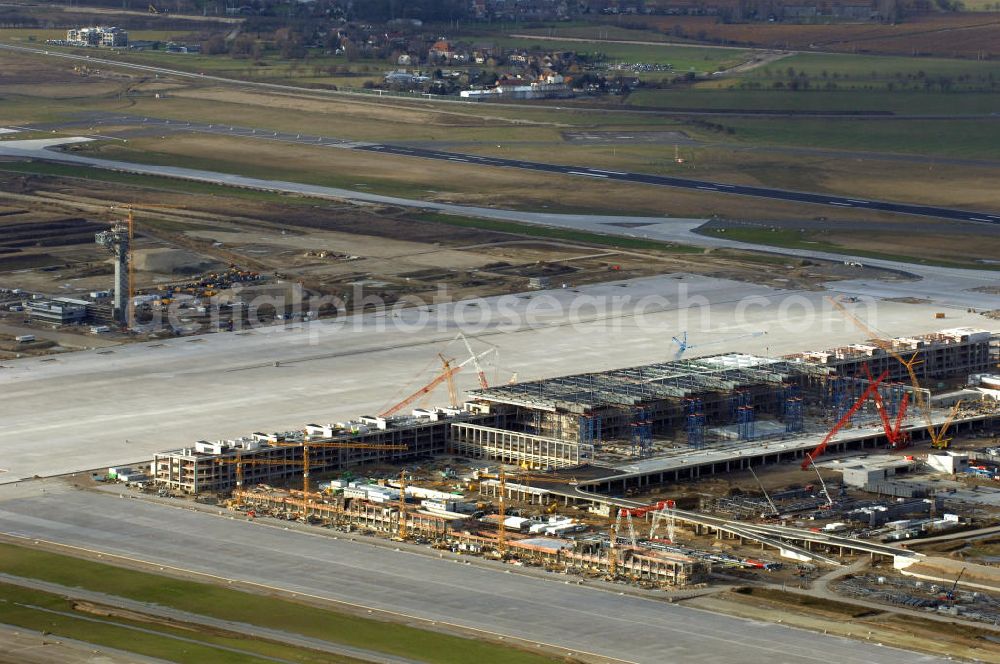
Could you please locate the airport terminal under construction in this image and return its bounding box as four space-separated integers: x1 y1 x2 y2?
142 326 1000 589
155 327 997 491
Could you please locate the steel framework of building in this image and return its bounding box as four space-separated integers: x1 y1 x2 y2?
469 355 828 414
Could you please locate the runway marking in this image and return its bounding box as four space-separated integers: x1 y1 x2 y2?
969 217 992 222
568 171 608 178
447 157 469 162
847 199 870 204
587 168 627 175
697 186 717 191
828 202 852 207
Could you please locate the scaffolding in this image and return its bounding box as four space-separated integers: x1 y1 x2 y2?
469 354 825 414
630 406 653 457
736 405 756 440
468 354 827 446
685 398 705 447
578 413 603 446
785 399 803 434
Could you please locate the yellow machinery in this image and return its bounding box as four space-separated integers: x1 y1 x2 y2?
397 470 408 540
217 440 407 515
476 468 578 557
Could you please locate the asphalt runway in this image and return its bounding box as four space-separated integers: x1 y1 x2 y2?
0 484 946 664
356 144 1000 225
50 112 1000 226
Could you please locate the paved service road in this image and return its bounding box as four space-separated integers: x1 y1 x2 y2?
0 487 944 664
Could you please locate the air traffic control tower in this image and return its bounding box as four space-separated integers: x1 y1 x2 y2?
95 222 130 327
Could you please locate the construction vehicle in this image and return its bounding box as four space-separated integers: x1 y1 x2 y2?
941 567 967 602
855 362 911 449
802 367 889 470
379 347 494 417
458 332 491 390
936 401 963 450
829 296 954 449
868 367 911 450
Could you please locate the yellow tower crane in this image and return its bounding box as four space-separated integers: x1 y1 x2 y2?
476 468 578 558
217 440 407 516
273 440 408 504
397 469 408 540
215 455 303 510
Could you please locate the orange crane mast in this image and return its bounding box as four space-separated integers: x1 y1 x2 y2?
441 354 460 408
108 203 185 329
379 348 494 417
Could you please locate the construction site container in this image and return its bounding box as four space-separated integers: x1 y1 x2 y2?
503 516 530 531
544 522 580 536
421 499 458 513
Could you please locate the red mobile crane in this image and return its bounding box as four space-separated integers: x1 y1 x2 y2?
802 368 889 470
